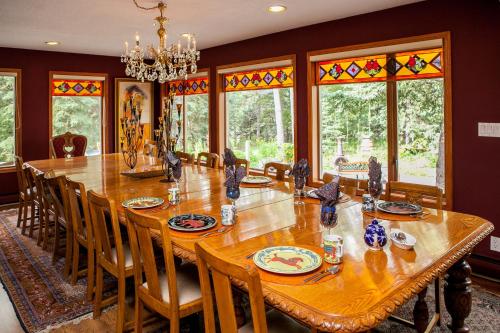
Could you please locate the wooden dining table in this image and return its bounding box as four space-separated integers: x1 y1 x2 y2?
26 153 494 333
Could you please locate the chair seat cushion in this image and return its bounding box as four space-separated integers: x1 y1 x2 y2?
142 263 201 306
110 244 134 268
239 309 310 333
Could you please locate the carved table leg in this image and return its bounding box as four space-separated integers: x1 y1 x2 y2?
413 287 429 333
444 255 472 333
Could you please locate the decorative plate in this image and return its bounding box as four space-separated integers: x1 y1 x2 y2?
168 214 217 232
253 246 322 275
241 175 272 184
122 197 164 209
307 189 344 199
377 201 423 215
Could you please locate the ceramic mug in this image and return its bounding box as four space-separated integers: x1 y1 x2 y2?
323 234 343 264
168 188 180 205
221 204 235 225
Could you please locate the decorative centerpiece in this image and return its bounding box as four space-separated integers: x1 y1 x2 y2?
364 219 387 250
223 148 246 216
291 158 311 205
367 156 383 211
316 175 341 234
157 89 182 182
120 94 144 171
166 150 182 188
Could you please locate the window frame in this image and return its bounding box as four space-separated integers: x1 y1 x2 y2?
48 71 109 156
307 32 453 208
0 68 22 173
216 55 298 172
164 69 211 154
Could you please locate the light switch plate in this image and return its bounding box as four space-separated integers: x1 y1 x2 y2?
478 122 500 137
491 236 500 252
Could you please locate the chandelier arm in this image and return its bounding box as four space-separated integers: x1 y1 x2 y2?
132 0 161 11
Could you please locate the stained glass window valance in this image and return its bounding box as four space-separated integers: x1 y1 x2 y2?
168 77 209 96
223 66 294 92
52 80 102 96
317 48 443 85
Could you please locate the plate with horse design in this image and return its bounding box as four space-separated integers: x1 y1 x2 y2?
167 214 217 232
253 246 322 275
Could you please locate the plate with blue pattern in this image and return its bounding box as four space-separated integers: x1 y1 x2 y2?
253 246 322 275
376 201 423 215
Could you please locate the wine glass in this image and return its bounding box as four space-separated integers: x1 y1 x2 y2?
294 176 306 206
226 186 240 215
320 205 338 235
368 180 383 212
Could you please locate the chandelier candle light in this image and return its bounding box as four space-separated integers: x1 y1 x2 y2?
120 95 144 171
121 0 200 83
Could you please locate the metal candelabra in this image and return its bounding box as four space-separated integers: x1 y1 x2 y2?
155 89 182 182
120 95 144 171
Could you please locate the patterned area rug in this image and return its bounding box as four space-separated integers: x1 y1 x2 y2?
0 209 94 333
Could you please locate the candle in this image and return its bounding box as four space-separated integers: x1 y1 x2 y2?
177 40 181 56
193 37 196 51
187 35 191 50
124 41 129 54
135 32 140 45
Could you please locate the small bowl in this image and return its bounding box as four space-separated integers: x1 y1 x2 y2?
390 228 416 250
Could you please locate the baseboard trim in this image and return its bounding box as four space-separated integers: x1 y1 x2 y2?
469 253 500 280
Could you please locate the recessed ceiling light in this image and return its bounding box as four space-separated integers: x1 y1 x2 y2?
268 5 287 13
45 41 60 46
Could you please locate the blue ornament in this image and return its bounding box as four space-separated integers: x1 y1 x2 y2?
364 219 387 250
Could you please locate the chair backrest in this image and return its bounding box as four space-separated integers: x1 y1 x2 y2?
125 209 180 311
87 190 126 271
263 162 292 181
323 172 367 197
15 156 29 196
195 241 268 333
143 139 156 156
50 132 87 159
29 168 49 207
46 175 69 221
175 151 195 164
387 181 443 209
223 158 250 175
338 161 369 173
197 152 219 168
66 179 93 244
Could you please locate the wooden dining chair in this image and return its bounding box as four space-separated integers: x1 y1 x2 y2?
197 152 219 168
29 169 49 247
15 156 38 236
125 209 203 333
175 151 195 164
386 181 443 209
323 172 368 197
87 190 134 332
195 241 311 333
45 175 73 278
66 179 95 302
50 132 88 159
263 162 292 181
224 158 250 175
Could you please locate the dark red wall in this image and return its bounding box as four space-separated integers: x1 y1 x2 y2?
0 48 162 203
0 0 499 269
197 0 500 265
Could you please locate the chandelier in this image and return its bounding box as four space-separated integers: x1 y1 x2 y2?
121 0 200 83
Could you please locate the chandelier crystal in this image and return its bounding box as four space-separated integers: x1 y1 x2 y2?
121 1 200 83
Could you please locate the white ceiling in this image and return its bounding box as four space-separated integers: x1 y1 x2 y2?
0 0 422 57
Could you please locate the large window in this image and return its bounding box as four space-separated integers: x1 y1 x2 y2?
0 69 21 168
314 45 448 194
223 66 295 169
50 74 106 155
168 76 209 155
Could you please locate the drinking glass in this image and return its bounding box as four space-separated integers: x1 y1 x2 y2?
226 187 240 215
294 176 306 205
